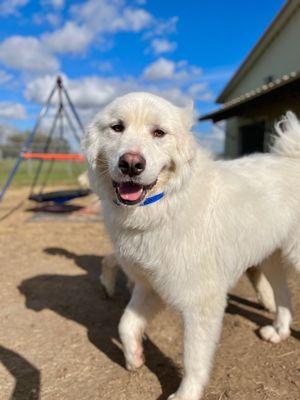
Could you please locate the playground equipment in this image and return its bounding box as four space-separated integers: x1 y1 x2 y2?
0 76 90 204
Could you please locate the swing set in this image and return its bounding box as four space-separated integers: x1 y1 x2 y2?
0 76 90 205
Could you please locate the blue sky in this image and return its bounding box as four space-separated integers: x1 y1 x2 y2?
0 0 285 152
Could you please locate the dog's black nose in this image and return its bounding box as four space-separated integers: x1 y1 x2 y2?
118 152 146 177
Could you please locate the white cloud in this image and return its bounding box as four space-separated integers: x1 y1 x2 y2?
52 0 64 8
19 56 226 135
188 83 207 96
43 22 93 54
41 0 65 9
0 70 12 85
21 61 227 153
0 0 175 64
143 16 178 39
39 0 153 55
64 77 118 109
198 123 225 154
24 75 57 104
23 66 205 120
71 0 152 35
23 73 186 116
33 12 61 26
143 58 176 80
150 38 177 55
0 0 28 16
0 124 19 145
0 101 27 120
23 55 218 121
70 0 121 32
24 74 119 111
188 83 213 101
145 86 193 107
143 58 202 81
112 8 152 32
0 36 59 73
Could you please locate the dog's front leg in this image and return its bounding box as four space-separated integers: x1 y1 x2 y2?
119 283 163 370
169 294 226 400
100 254 118 297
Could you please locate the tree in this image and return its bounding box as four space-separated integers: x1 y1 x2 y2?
0 130 71 158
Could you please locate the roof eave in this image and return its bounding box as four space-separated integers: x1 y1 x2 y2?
199 70 300 122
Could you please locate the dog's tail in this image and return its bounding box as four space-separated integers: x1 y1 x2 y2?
271 111 300 158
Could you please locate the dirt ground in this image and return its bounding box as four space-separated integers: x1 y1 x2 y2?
0 189 299 400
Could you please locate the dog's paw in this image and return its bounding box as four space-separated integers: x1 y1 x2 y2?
167 393 200 400
259 325 290 343
125 355 145 371
167 394 200 400
125 341 145 371
167 394 183 400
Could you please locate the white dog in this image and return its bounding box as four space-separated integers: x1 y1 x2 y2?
83 92 300 400
99 256 276 311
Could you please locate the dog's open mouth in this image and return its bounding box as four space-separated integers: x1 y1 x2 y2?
113 180 156 205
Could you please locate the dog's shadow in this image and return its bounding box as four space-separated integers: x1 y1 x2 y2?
19 248 300 400
18 247 180 400
227 294 300 341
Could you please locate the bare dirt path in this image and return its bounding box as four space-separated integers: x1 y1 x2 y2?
0 189 299 400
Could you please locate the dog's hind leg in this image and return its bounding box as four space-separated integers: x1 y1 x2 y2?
246 267 276 312
119 283 163 370
259 250 292 343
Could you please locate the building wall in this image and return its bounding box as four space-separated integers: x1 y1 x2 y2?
224 97 300 158
227 5 300 101
225 116 274 158
224 118 239 158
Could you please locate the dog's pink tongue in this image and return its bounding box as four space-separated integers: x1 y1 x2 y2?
118 182 143 201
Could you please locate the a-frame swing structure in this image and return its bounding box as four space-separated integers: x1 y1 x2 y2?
0 76 90 204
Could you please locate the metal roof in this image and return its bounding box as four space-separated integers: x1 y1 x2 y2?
199 70 300 122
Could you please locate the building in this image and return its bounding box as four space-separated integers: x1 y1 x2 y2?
200 0 300 158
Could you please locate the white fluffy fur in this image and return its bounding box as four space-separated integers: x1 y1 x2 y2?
83 92 300 400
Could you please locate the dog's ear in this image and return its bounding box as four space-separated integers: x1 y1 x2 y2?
180 100 196 130
82 121 100 169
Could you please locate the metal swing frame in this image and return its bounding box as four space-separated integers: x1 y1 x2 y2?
0 76 89 203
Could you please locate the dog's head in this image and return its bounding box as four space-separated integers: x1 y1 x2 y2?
83 92 197 206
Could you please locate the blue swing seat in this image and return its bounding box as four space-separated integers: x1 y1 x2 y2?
29 189 91 204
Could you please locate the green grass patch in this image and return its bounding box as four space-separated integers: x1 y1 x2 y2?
0 158 87 188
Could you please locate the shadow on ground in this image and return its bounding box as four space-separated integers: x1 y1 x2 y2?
227 294 300 341
18 247 300 399
18 247 180 400
0 345 40 400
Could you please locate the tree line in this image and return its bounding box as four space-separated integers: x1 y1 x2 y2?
0 130 70 158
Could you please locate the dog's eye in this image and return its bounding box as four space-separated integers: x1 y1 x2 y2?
111 123 124 132
152 129 166 138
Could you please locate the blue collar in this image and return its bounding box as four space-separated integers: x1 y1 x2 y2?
140 191 164 206
114 192 164 207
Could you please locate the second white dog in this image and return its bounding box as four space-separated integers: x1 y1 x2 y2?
83 92 300 400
